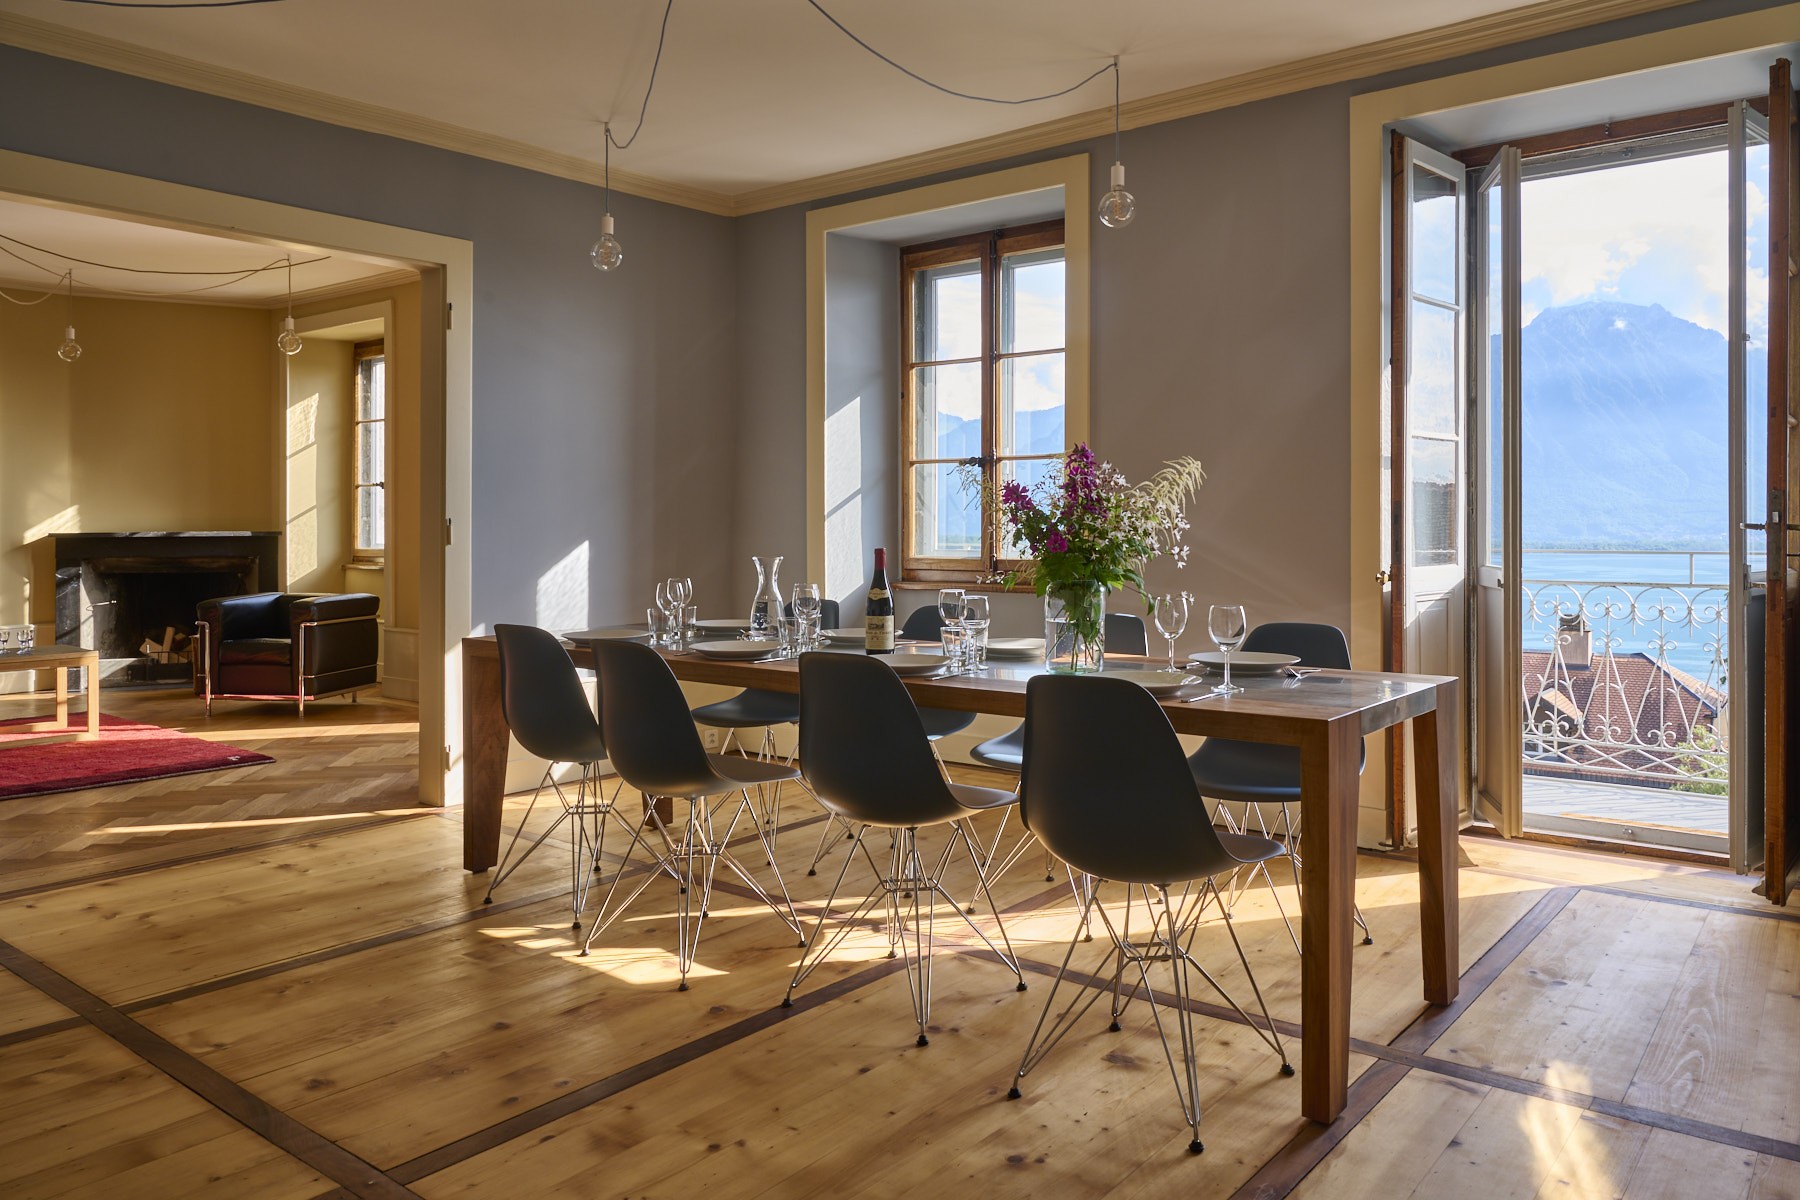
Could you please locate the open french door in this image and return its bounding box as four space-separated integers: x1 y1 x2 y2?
1763 60 1798 904
1387 133 1472 845
1472 147 1522 838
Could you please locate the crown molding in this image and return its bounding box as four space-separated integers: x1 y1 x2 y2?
0 264 418 309
2 0 1698 220
0 12 737 216
729 0 1696 213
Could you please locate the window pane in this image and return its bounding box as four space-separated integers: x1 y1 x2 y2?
997 456 1059 558
1482 186 1504 566
358 419 384 487
910 363 982 460
909 463 980 559
912 261 980 362
999 248 1064 353
998 353 1064 457
357 485 384 551
1411 437 1458 567
1411 163 1458 304
1410 300 1458 437
358 356 385 421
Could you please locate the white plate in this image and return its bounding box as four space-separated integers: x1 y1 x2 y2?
822 626 866 644
691 639 779 661
984 637 1044 660
1186 650 1300 675
1100 666 1204 696
695 618 748 632
884 652 948 675
561 627 651 643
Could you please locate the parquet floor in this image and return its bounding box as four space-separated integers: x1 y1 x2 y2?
0 688 1796 1199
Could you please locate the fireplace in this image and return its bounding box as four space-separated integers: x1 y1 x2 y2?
45 533 280 684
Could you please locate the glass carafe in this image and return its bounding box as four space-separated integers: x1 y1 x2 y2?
748 555 784 641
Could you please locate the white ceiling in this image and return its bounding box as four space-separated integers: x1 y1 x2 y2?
0 195 407 304
0 0 1630 198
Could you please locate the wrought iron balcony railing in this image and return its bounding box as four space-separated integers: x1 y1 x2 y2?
1520 550 1728 792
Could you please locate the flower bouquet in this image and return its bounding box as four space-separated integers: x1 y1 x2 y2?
972 443 1204 671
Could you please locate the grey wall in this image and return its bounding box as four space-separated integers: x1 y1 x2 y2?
822 234 898 609
0 46 740 634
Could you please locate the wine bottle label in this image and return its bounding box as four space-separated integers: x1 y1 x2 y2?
865 614 894 652
868 588 889 601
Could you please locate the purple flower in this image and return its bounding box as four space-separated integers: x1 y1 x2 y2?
1001 480 1030 510
1044 529 1069 554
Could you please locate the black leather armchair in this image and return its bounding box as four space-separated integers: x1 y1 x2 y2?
194 592 380 715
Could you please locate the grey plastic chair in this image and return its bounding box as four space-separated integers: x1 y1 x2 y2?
483 624 623 928
784 651 1026 1046
1007 673 1292 1155
1187 622 1371 948
579 638 804 990
966 612 1152 894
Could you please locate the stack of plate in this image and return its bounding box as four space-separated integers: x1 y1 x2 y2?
885 651 948 675
690 639 780 661
822 627 866 647
559 627 651 644
984 637 1044 661
1185 651 1299 675
1099 666 1205 696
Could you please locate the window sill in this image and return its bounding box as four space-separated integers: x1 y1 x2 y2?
894 579 1036 595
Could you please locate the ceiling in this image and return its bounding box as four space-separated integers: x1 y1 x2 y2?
0 0 1700 210
0 195 409 304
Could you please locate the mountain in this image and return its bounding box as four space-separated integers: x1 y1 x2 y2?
1493 300 1763 550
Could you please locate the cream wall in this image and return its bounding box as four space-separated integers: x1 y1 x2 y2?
2 295 275 632
283 335 353 595
285 280 423 698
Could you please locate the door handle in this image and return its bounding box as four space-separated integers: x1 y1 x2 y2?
1376 568 1394 586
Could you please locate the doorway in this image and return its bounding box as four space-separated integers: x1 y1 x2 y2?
1469 111 1771 860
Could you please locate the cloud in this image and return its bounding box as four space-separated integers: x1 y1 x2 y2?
1520 145 1769 341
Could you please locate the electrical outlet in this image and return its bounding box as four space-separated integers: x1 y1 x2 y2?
701 728 723 750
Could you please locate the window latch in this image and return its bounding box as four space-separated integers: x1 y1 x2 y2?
960 454 994 468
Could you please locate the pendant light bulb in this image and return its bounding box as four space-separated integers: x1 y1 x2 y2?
1098 161 1136 228
276 257 303 355
56 272 81 362
591 212 623 272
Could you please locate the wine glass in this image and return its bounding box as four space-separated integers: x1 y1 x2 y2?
1153 592 1190 672
791 582 821 651
669 577 693 640
961 594 990 669
1208 604 1248 694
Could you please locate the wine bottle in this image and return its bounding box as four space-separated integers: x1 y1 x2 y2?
865 547 894 654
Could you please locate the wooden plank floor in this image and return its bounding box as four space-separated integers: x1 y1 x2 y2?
0 688 1795 1198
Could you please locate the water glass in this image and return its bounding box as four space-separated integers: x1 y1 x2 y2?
646 606 670 648
961 594 990 668
673 604 697 652
1208 603 1248 694
940 625 967 674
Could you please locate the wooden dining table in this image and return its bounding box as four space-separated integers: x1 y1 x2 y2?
459 635 1459 1125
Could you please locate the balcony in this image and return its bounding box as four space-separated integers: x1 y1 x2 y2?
1519 550 1729 851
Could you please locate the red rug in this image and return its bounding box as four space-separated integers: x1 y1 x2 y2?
0 714 274 800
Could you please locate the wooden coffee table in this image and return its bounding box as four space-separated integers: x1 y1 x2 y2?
0 645 101 745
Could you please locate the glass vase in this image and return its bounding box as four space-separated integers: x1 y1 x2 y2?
1044 581 1106 674
748 555 783 641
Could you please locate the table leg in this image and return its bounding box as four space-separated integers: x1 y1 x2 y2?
1413 680 1460 1006
1299 716 1360 1123
54 664 68 729
462 650 508 873
82 652 99 740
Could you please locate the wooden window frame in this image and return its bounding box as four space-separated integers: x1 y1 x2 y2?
352 339 386 561
899 219 1065 585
